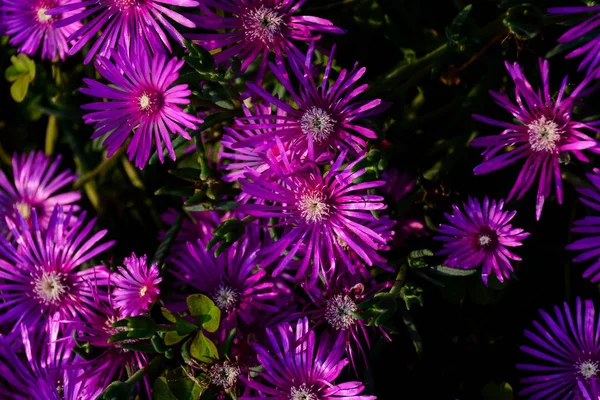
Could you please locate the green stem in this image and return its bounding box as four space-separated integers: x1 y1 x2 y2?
74 148 125 189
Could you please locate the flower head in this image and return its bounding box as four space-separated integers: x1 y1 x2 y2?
471 59 599 220
240 317 375 400
111 253 161 317
0 0 82 60
0 205 114 333
566 169 600 282
230 45 382 160
48 0 199 64
0 152 80 235
80 46 202 168
434 197 529 286
187 0 344 80
517 298 600 399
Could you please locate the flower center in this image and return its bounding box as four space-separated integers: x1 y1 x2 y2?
325 294 358 331
139 285 148 297
475 228 498 250
300 107 336 143
110 0 140 11
527 116 562 152
137 90 163 115
36 7 53 23
298 189 330 224
290 384 318 400
15 202 32 220
209 361 240 389
578 360 600 380
243 5 285 43
32 271 67 305
212 284 240 312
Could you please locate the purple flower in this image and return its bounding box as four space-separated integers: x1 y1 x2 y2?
0 0 82 60
171 236 286 339
48 0 199 64
517 297 600 399
240 143 391 287
434 197 529 286
230 44 382 160
187 0 344 80
548 6 600 73
0 151 81 235
566 169 600 282
578 378 600 400
0 205 114 332
111 253 161 317
80 45 202 169
240 317 375 400
471 59 599 220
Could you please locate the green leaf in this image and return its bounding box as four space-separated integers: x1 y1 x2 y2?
152 377 178 400
482 381 514 400
186 294 221 333
399 283 424 310
169 376 205 400
174 319 200 336
503 4 544 41
10 77 30 103
221 328 237 359
99 381 132 400
429 265 478 277
169 168 202 181
190 331 219 363
164 331 188 346
161 307 177 323
155 186 195 197
184 200 238 212
152 212 183 266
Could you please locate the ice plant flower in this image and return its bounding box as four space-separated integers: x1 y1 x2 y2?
187 0 344 80
111 253 161 317
578 378 600 400
171 237 284 338
231 45 382 160
240 317 375 400
80 46 202 169
0 206 114 332
48 0 199 64
0 0 82 61
547 6 600 73
0 151 80 235
434 197 529 286
566 169 600 282
517 298 600 399
471 59 599 220
240 142 392 286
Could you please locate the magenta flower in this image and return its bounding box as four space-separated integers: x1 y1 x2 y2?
240 317 375 400
230 45 382 160
0 0 82 60
548 6 600 73
111 253 161 317
471 59 599 220
566 169 600 282
0 151 80 235
48 0 199 64
434 197 529 286
80 45 202 169
187 0 344 80
0 205 114 332
517 298 600 399
578 378 600 400
240 142 391 287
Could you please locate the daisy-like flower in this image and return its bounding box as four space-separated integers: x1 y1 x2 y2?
187 0 344 80
434 197 529 286
547 6 600 73
517 297 600 399
48 0 199 64
240 142 392 287
0 205 114 332
0 0 82 60
171 236 285 338
0 151 80 235
231 44 382 160
80 45 202 169
240 317 375 400
0 320 102 399
566 169 600 282
111 253 161 317
471 59 599 220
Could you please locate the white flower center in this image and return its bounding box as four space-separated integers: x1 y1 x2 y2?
243 6 285 43
209 361 240 389
290 384 318 400
527 116 562 152
36 7 52 23
137 90 162 115
139 285 148 297
300 107 336 143
16 202 32 220
212 284 240 312
478 235 492 247
32 271 67 305
325 294 358 331
112 0 139 11
578 360 600 380
298 189 330 224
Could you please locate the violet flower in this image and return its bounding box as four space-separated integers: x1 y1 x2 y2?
111 253 161 317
